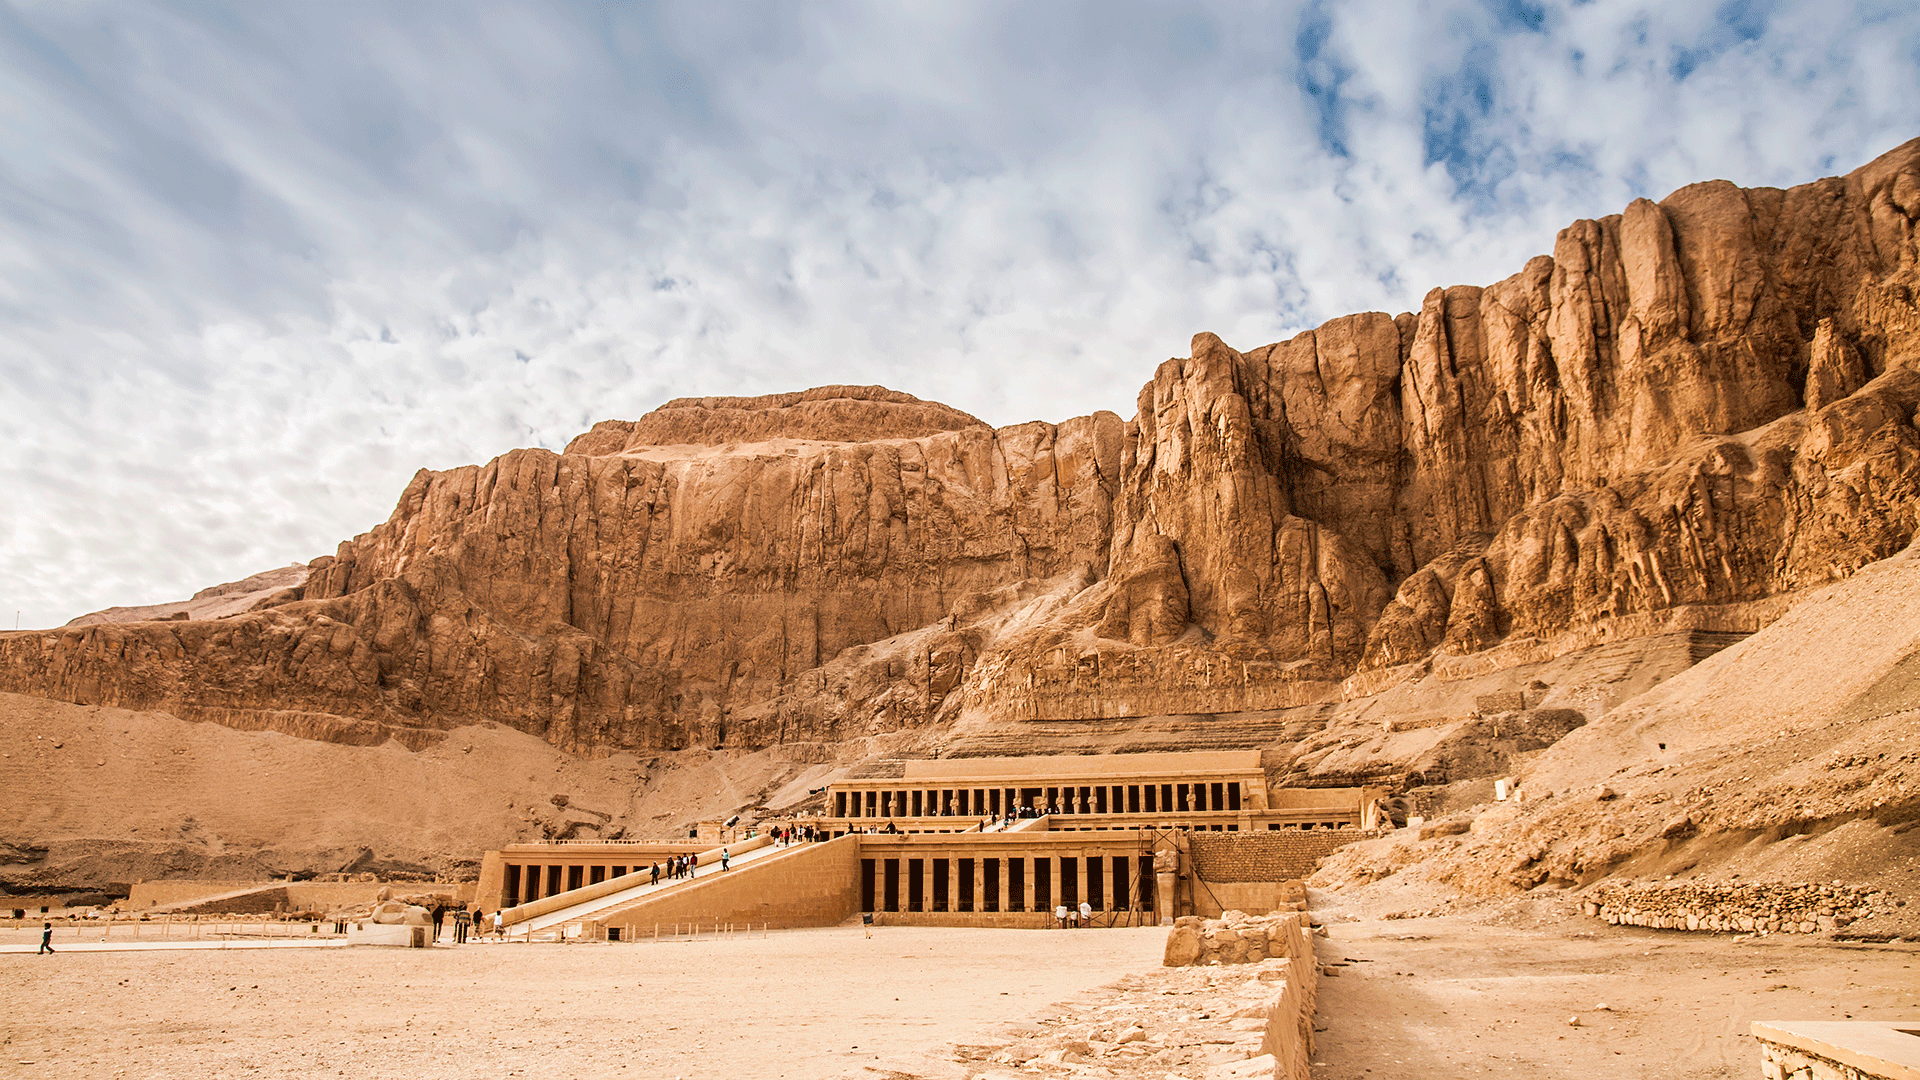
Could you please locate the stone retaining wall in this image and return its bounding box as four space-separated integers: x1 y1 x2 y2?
1163 910 1320 1080
1585 881 1896 934
1188 831 1362 882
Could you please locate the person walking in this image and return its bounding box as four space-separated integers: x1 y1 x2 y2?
38 921 54 954
430 903 447 942
452 906 470 944
650 862 660 886
1054 904 1067 929
720 847 730 871
1078 900 1092 928
492 910 504 938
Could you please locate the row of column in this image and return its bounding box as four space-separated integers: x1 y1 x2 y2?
503 862 630 907
836 781 1243 819
858 854 1156 915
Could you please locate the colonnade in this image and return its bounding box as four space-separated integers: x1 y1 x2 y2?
833 780 1245 820
503 861 636 908
858 852 1156 916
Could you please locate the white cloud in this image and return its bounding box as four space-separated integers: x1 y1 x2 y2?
1 0 1917 629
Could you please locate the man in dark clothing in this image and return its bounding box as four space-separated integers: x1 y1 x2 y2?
38 922 54 954
431 903 447 941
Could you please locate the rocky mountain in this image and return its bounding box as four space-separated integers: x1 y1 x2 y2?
4 139 1919 769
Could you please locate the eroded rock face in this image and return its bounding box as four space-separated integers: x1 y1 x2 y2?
964 137 1920 722
4 140 1920 753
0 388 1124 752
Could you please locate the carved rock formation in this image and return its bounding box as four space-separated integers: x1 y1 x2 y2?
4 138 1920 754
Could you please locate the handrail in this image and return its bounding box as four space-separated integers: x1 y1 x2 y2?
509 838 708 847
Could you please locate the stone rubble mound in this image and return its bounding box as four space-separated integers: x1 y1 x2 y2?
1162 910 1314 968
914 923 1319 1080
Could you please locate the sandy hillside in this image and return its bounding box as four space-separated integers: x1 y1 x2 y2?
0 691 900 892
1313 537 1920 937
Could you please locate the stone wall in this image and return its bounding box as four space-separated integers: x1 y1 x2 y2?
1188 830 1364 883
1753 1020 1920 1080
1585 881 1897 934
1162 911 1320 1080
1192 879 1307 920
127 879 449 914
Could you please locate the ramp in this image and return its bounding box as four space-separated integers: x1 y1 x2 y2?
588 834 861 935
502 835 800 939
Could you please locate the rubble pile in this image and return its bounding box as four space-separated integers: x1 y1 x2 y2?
1585 881 1899 934
912 959 1317 1080
1162 910 1316 968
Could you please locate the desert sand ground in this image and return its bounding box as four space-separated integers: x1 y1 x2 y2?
4 909 1916 1079
1310 909 1920 1080
0 925 1165 1080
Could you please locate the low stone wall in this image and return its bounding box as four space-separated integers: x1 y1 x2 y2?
129 880 461 914
1585 881 1896 934
1753 1020 1920 1080
1163 911 1319 1080
1192 878 1308 920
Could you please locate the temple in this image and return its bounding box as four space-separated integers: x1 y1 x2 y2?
821 751 1370 833
474 751 1384 938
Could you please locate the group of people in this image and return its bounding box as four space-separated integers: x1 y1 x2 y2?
1053 901 1094 929
649 852 701 885
435 903 502 943
771 824 822 846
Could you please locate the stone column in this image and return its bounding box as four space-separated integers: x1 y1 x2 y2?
1022 857 1036 914
973 858 987 915
1153 848 1178 925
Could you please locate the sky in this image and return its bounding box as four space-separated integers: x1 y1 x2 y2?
3 0 1918 631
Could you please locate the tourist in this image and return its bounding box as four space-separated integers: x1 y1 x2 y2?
430 903 447 941
492 910 504 938
452 906 470 944
471 910 484 942
650 863 660 886
1078 901 1091 927
1054 904 1067 929
720 847 731 871
37 921 53 954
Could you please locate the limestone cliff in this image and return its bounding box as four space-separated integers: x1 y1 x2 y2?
3 139 1919 755
0 387 1124 751
965 137 1920 723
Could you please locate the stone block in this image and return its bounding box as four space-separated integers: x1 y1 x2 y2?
1207 1052 1277 1079
1164 925 1203 966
